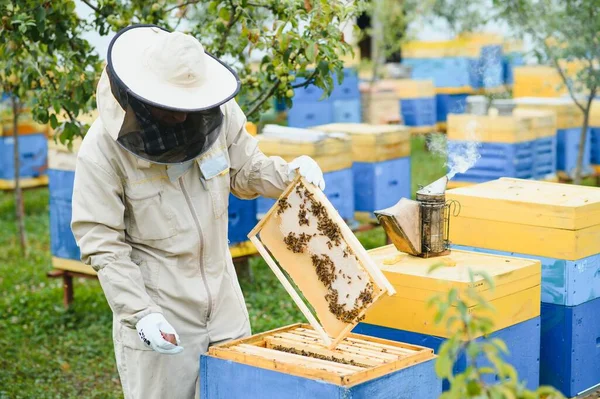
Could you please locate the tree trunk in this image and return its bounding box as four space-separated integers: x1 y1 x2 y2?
573 97 593 185
11 97 26 254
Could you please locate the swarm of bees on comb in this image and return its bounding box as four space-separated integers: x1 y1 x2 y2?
277 182 375 324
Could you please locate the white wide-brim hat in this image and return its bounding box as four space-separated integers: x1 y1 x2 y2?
107 24 240 111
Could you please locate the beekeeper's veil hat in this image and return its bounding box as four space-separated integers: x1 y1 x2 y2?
100 24 241 164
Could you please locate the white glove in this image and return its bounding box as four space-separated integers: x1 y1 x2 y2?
136 313 184 355
288 155 326 191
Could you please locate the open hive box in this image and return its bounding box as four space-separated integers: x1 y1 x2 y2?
203 324 436 390
248 176 396 348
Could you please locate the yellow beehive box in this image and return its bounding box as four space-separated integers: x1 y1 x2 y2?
359 81 401 124
258 125 352 173
1 106 50 137
363 245 541 338
313 123 410 163
393 79 435 99
245 122 257 136
590 100 600 127
513 66 566 98
447 114 535 143
447 178 600 260
402 40 459 58
512 109 557 138
513 97 580 129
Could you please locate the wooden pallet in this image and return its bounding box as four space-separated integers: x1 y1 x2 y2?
207 323 435 387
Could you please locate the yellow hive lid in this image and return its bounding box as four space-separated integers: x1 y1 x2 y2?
447 177 600 230
363 245 541 338
447 114 535 143
402 40 458 58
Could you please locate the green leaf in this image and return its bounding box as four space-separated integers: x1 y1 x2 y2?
219 7 231 21
466 380 481 395
428 262 446 274
491 338 509 355
434 351 453 378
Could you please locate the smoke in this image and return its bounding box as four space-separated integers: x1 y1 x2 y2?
428 119 481 180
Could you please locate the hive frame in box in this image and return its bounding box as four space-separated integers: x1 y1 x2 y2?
207 323 434 387
248 175 395 349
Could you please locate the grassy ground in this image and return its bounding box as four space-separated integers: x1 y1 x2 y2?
0 136 444 398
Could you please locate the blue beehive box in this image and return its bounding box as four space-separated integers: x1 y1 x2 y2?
287 68 361 128
353 158 410 212
503 52 526 85
448 140 535 182
0 134 48 179
591 127 600 165
228 195 258 245
557 127 592 176
49 168 80 260
355 318 541 391
436 93 469 123
447 178 600 397
200 324 441 399
479 45 504 89
401 97 437 127
404 57 474 88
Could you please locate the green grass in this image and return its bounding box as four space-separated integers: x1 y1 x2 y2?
0 136 444 398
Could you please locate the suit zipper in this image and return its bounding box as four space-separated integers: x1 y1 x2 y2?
179 177 213 320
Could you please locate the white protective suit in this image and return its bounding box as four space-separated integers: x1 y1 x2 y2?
71 69 294 398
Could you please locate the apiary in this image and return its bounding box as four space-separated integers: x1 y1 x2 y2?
200 324 440 399
514 97 590 177
447 177 600 397
256 126 355 220
313 123 411 220
354 243 542 391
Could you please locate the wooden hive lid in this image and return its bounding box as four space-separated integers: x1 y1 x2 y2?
447 114 535 143
207 324 435 387
447 177 600 230
314 123 410 145
248 176 396 349
257 125 351 157
367 245 540 299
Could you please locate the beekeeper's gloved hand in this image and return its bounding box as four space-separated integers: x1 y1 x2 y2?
136 313 184 355
288 155 326 191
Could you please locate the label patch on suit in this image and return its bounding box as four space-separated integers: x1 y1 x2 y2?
199 152 229 180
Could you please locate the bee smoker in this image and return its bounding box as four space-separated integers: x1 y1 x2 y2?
374 175 459 258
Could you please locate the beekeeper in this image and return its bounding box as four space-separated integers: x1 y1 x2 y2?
71 24 325 399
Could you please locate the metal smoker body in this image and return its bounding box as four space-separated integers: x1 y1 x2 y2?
374 176 459 258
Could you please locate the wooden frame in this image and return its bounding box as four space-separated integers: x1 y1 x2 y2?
207 323 435 387
248 176 395 349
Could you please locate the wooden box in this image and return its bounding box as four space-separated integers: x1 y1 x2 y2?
447 177 600 260
200 324 440 399
257 126 352 173
313 123 411 163
362 245 541 338
447 114 535 143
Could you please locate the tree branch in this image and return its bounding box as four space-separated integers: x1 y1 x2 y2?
246 79 280 117
166 0 201 13
81 0 102 14
217 2 242 57
291 70 318 88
